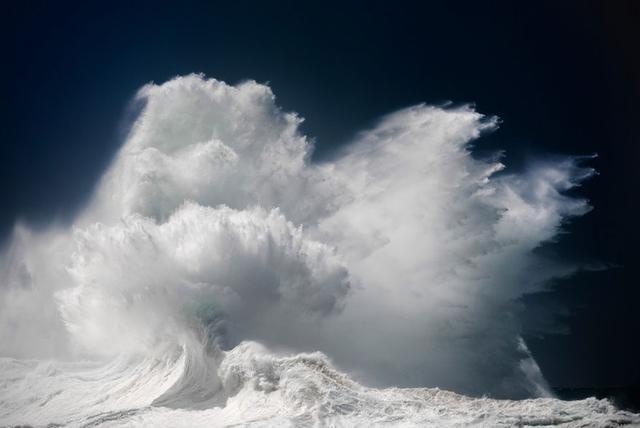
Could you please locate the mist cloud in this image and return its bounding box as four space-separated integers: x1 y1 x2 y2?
0 74 593 399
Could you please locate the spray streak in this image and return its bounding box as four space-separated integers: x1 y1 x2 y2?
2 74 635 426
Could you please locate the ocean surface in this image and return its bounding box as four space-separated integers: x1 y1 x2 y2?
554 386 640 414
1 342 639 427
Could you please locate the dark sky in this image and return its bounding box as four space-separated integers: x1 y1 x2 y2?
2 0 639 389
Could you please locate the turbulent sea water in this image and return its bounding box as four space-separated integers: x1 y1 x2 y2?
1 74 638 426
2 342 639 427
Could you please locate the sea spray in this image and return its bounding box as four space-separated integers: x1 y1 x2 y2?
2 74 632 427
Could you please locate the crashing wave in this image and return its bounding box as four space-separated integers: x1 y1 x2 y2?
1 342 638 427
0 74 637 426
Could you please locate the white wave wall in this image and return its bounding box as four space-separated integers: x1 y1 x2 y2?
2 74 629 426
2 342 638 427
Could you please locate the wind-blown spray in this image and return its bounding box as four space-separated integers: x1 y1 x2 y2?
1 74 636 426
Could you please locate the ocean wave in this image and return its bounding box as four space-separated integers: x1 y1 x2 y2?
1 342 637 427
1 74 634 426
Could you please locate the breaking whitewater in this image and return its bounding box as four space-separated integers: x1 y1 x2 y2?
1 75 638 427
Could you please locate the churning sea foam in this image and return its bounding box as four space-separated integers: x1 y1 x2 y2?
1 74 637 427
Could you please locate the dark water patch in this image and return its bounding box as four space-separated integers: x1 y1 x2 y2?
554 386 640 413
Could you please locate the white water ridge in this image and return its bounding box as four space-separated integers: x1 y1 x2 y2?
2 342 638 427
0 74 637 426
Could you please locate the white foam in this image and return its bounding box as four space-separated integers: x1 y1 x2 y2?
1 342 637 427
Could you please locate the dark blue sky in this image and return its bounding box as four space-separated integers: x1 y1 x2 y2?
2 0 639 388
